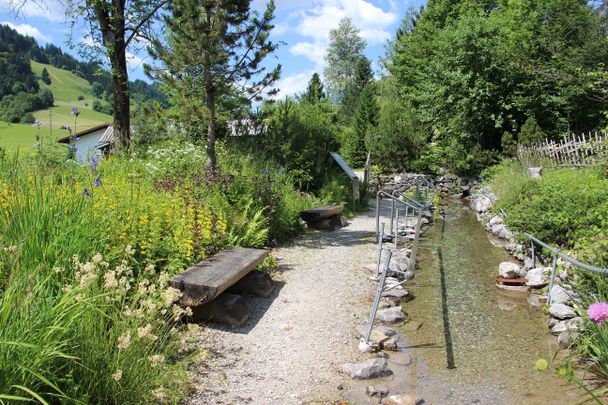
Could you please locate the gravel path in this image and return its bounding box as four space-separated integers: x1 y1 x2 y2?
188 207 382 404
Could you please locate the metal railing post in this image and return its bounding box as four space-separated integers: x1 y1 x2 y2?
531 241 536 268
390 198 396 239
364 249 393 345
375 223 385 278
408 208 424 274
547 255 558 305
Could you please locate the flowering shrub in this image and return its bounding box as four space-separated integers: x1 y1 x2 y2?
0 140 315 402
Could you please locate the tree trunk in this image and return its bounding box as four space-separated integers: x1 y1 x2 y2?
204 4 216 175
206 87 217 174
110 36 131 149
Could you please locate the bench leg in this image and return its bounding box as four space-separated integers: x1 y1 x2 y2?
190 293 250 327
227 271 275 297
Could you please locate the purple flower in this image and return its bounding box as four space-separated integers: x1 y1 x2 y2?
71 107 80 116
260 169 269 175
93 177 102 187
89 156 98 172
32 120 41 127
587 302 608 324
82 188 91 197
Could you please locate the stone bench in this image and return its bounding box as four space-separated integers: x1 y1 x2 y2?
170 247 272 326
300 205 347 230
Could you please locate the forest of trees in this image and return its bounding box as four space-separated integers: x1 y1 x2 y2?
235 0 607 178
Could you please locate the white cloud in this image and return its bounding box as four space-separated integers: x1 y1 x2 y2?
272 70 315 99
126 51 145 71
0 21 52 43
290 42 326 70
0 0 66 22
283 0 398 70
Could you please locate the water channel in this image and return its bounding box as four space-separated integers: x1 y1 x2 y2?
350 201 580 404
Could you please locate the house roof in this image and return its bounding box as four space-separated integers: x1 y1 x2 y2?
57 123 111 143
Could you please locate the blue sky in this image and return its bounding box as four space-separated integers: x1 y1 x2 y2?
0 0 425 97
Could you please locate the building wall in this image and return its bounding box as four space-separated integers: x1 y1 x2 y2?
69 130 104 163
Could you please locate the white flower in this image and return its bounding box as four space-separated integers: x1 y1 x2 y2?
92 253 103 264
137 323 157 341
125 245 136 255
148 354 164 367
103 271 118 289
112 369 122 382
117 331 131 350
161 287 182 307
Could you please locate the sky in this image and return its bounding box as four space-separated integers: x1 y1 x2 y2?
0 0 426 98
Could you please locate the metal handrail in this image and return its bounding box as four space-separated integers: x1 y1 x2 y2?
524 232 608 275
363 187 435 347
522 232 608 305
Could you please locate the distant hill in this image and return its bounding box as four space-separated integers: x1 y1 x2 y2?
0 23 165 150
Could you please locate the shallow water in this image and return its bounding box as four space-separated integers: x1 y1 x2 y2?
349 202 580 404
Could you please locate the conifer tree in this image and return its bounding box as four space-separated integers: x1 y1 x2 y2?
303 73 324 103
343 83 378 167
41 67 51 85
148 0 281 173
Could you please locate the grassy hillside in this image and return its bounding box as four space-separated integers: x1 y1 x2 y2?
0 62 112 150
31 60 94 102
33 106 111 131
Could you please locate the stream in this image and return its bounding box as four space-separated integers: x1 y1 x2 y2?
349 201 579 404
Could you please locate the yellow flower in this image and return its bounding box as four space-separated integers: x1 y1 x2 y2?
535 358 549 372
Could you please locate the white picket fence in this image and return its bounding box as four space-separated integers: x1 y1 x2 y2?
517 131 608 167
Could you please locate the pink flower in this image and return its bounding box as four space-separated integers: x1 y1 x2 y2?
587 302 608 324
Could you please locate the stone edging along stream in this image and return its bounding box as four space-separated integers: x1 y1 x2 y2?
472 186 582 348
373 172 582 347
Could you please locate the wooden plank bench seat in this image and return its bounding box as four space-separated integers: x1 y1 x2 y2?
169 247 269 307
300 205 344 222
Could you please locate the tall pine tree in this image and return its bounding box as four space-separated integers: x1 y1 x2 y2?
343 83 378 167
303 72 324 103
148 0 281 173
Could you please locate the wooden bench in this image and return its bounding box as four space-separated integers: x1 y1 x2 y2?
300 205 347 230
170 247 270 326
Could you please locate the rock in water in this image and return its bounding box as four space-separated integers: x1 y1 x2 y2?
342 358 392 379
381 338 398 351
382 289 411 302
377 307 407 324
382 394 423 405
367 385 389 398
498 262 521 279
549 303 576 320
526 267 551 288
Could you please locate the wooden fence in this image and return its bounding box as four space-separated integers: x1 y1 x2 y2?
517 131 608 167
